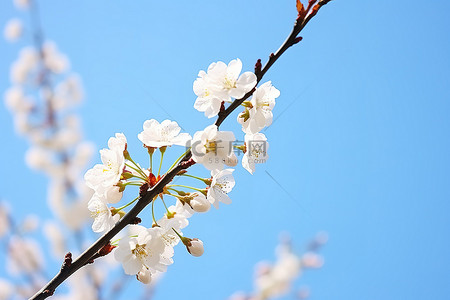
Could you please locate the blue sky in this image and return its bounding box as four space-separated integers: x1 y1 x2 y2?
1 0 450 299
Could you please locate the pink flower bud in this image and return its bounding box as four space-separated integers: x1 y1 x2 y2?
190 194 211 213
136 268 152 284
186 238 204 257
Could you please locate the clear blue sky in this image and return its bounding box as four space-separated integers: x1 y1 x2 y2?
1 1 450 299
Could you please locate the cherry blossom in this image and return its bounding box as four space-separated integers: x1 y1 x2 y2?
238 81 280 134
114 225 172 275
108 132 127 153
191 125 237 171
193 59 257 118
84 133 127 197
138 119 191 148
206 58 256 100
87 195 119 233
207 169 235 209
193 70 224 118
242 133 269 174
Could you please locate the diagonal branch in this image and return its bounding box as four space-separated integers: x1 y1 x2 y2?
30 1 332 299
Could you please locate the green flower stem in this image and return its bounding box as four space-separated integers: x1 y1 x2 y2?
157 146 167 177
125 163 148 181
160 197 170 213
151 199 157 225
179 173 210 185
112 196 139 213
122 181 144 186
150 152 153 172
168 184 206 193
167 147 191 172
172 227 185 241
165 191 181 199
126 154 148 176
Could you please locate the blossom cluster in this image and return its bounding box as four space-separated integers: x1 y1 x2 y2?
192 59 280 173
228 233 327 300
83 58 280 284
1 1 122 298
3 12 93 229
84 119 236 283
193 59 279 173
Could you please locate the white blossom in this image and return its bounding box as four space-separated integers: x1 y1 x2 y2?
167 201 194 220
84 134 126 196
138 119 191 148
3 19 23 42
114 225 171 275
42 41 70 74
87 194 119 233
253 239 304 299
104 185 123 204
238 81 280 134
242 133 269 174
206 58 256 100
10 47 38 84
193 59 257 118
54 75 84 108
13 112 31 134
207 169 235 209
108 132 127 153
25 147 52 171
4 86 33 113
193 70 223 118
191 125 237 171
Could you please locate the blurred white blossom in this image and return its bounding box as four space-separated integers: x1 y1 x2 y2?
3 18 22 42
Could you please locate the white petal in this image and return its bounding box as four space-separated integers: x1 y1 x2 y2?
123 256 142 275
227 58 243 81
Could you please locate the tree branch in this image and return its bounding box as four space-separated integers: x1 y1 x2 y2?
30 1 332 299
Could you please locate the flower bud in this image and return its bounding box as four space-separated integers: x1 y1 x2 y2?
185 238 204 257
190 194 211 213
225 152 238 167
106 186 123 204
136 267 152 284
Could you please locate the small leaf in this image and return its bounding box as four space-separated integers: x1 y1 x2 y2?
296 0 304 14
